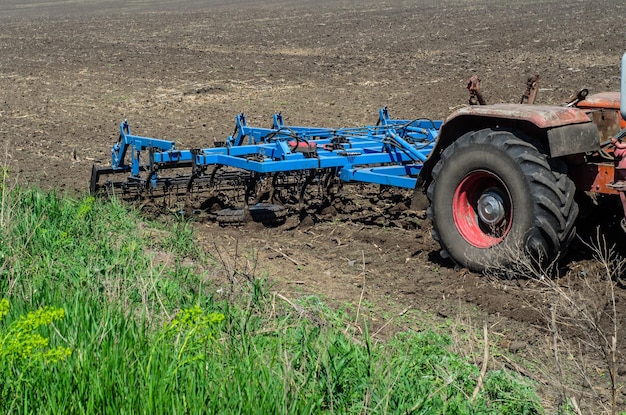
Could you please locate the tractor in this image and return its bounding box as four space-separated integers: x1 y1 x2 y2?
418 53 626 271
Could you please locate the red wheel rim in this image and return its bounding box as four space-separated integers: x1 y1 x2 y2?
452 170 512 248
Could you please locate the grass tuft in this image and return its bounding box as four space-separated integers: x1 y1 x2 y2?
0 185 545 413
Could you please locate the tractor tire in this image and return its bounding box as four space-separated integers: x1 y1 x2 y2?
216 203 288 225
427 128 578 273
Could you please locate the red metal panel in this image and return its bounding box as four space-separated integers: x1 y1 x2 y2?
577 92 626 129
577 92 621 110
568 162 619 195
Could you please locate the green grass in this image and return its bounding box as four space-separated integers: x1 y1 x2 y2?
0 182 545 414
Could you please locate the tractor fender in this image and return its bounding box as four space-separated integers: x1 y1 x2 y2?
448 103 592 127
418 104 600 189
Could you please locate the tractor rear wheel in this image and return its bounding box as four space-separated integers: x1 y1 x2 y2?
427 129 578 272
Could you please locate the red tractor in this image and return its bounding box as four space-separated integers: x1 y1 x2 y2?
419 54 626 272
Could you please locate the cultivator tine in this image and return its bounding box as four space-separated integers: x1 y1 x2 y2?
520 74 539 104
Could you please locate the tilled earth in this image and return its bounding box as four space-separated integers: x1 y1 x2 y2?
2 0 626 411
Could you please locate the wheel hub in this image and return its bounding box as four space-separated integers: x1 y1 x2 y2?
452 170 512 249
477 190 505 226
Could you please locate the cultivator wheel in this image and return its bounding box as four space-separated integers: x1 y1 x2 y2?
215 203 288 225
427 128 578 272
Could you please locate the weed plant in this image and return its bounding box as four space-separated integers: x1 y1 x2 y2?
0 184 544 414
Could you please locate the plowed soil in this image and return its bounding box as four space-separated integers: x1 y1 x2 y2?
2 0 626 411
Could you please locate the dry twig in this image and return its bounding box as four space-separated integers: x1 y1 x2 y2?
471 322 489 402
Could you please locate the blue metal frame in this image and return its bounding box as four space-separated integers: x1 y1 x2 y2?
107 108 442 190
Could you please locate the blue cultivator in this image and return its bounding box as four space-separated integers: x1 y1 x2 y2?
90 108 441 221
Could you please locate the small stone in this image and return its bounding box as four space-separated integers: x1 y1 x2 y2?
389 202 408 213
298 215 315 228
321 205 338 216
508 341 527 353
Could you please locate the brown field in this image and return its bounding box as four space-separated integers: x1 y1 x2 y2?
2 0 626 411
